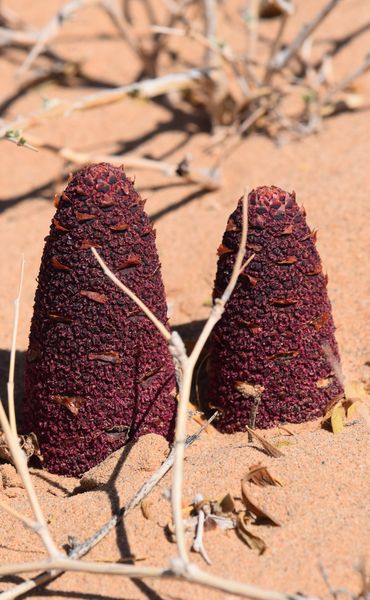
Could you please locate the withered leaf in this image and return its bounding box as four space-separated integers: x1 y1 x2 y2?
117 256 141 270
217 244 233 256
80 239 101 250
219 493 236 514
245 464 283 487
300 229 317 242
110 222 129 231
53 218 68 232
310 312 330 331
88 351 122 364
240 273 258 286
274 224 293 236
98 195 116 207
51 256 72 271
76 212 97 222
247 243 263 252
51 395 84 416
268 350 299 362
276 256 297 265
238 320 262 335
48 313 71 323
226 218 238 232
80 290 108 304
272 298 298 307
235 381 265 398
241 480 281 526
236 512 266 554
245 426 284 458
306 265 322 276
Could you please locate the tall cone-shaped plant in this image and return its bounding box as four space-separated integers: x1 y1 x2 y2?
23 163 177 476
207 186 343 431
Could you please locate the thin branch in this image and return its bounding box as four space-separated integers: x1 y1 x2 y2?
17 0 124 77
320 53 370 105
0 27 37 48
0 400 60 558
170 194 251 566
49 145 220 189
0 555 296 600
0 68 213 139
7 255 24 436
269 0 343 72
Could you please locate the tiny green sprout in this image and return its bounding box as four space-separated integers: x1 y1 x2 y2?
302 89 317 105
17 137 27 146
5 129 21 139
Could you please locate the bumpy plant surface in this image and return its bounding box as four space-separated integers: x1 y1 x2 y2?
207 186 344 432
23 163 177 476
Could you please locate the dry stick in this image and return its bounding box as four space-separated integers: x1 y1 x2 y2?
0 557 295 600
269 0 342 73
17 0 125 77
0 415 217 600
170 194 250 565
0 400 60 559
54 146 220 189
7 255 24 436
202 0 217 65
0 67 212 140
0 27 38 47
263 13 289 84
320 53 370 105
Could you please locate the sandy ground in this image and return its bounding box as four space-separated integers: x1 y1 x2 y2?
0 0 369 598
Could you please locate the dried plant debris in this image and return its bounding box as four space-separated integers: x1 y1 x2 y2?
207 186 344 432
322 385 369 433
241 478 281 526
166 478 285 561
0 431 42 464
23 163 177 477
236 512 266 555
246 426 284 458
245 464 283 487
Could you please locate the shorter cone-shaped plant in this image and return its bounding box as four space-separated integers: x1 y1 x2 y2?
23 163 177 476
207 186 343 431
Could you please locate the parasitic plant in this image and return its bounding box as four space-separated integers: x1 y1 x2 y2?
23 163 177 476
207 185 343 432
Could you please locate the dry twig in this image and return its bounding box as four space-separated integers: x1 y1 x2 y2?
0 68 213 140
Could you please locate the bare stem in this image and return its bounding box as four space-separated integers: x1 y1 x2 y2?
0 68 212 140
0 401 60 558
7 255 24 436
269 0 343 72
321 53 370 105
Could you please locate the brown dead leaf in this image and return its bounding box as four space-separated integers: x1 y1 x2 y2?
245 464 283 487
246 426 284 458
236 512 266 554
241 479 281 526
219 493 236 514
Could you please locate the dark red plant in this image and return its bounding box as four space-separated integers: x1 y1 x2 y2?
23 163 177 476
207 186 344 431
